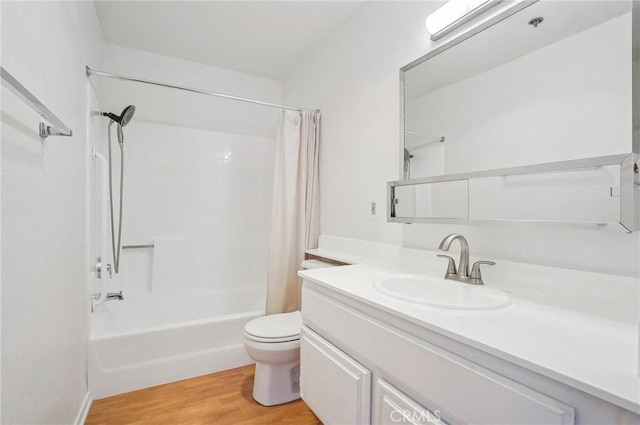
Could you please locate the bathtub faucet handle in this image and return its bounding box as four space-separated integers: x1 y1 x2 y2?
106 264 112 279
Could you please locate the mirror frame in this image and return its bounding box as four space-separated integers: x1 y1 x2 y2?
392 0 640 231
398 0 539 179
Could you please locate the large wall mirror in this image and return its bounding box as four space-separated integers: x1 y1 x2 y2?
391 0 639 231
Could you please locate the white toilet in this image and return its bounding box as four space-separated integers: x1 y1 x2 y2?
243 259 337 406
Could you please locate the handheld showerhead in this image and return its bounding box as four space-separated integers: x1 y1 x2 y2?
120 105 135 126
116 123 124 147
102 105 136 127
102 106 134 276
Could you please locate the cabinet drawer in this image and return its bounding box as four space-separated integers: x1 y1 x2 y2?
302 284 575 425
374 378 449 425
300 326 371 425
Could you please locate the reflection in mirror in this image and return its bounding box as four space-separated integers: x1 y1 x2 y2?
403 1 633 179
393 180 468 219
469 165 620 223
403 132 445 179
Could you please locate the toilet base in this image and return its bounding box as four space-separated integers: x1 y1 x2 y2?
252 361 300 406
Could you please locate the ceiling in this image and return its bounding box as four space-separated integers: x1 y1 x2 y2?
94 1 364 80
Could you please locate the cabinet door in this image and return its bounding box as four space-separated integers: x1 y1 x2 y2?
300 326 371 425
374 379 449 425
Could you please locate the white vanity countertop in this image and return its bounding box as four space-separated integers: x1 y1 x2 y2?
299 260 640 413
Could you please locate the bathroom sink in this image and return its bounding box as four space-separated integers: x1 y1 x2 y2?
373 275 511 310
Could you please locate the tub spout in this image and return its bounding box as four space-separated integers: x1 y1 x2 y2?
105 291 124 301
91 291 124 312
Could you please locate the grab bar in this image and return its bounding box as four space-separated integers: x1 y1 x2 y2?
92 148 109 273
122 244 155 250
1 66 73 139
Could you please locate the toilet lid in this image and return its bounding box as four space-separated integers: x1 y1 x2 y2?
244 311 302 341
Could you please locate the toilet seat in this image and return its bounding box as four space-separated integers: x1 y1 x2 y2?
243 311 302 343
243 332 300 343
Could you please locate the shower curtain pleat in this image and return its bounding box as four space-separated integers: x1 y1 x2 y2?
266 110 321 314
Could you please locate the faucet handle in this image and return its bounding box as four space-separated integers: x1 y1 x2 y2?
437 254 457 275
470 261 496 284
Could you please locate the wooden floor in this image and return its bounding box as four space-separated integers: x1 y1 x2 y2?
86 365 321 425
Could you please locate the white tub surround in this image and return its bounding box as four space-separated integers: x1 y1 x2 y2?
88 78 276 398
298 238 639 424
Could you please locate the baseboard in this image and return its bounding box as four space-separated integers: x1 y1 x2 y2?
74 392 93 425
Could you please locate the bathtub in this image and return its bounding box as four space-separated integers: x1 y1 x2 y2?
88 288 264 399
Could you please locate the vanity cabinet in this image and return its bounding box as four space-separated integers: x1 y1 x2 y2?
300 280 638 425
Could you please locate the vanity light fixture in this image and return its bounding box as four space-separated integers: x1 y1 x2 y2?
425 0 502 41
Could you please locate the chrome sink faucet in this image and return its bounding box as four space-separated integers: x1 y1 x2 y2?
438 234 470 278
437 234 495 285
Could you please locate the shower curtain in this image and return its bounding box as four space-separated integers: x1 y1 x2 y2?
266 110 320 314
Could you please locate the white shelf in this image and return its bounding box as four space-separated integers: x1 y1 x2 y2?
391 154 630 186
387 153 640 232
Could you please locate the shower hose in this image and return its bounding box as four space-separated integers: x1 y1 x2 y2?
107 121 124 274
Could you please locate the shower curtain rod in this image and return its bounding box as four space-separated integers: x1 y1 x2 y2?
85 66 318 114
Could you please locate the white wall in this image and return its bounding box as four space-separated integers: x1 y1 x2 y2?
1 1 104 423
284 1 640 276
96 44 283 137
284 1 440 245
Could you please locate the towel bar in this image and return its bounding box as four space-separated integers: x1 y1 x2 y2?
1 66 73 139
122 244 155 250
